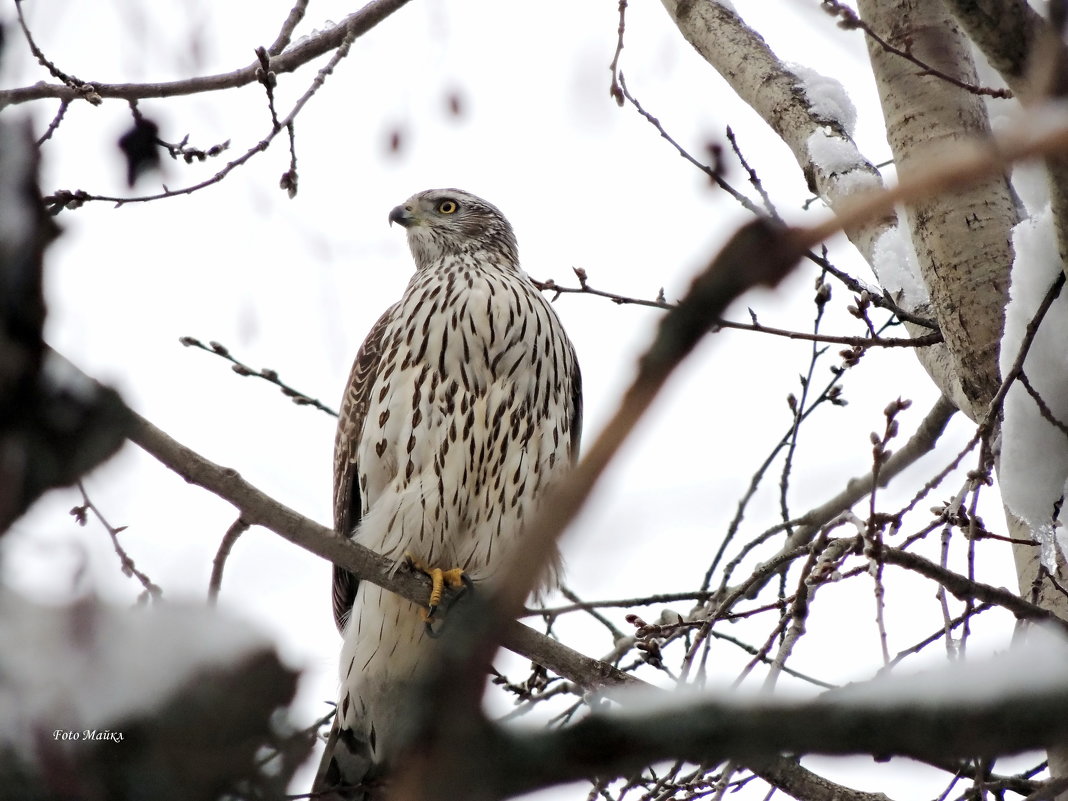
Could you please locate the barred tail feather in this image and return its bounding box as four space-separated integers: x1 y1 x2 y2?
312 719 378 801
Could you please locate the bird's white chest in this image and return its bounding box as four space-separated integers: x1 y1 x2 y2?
352 265 574 578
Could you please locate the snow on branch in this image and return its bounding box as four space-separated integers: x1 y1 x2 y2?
1000 207 1068 569
659 0 893 263
407 629 1068 800
0 593 299 800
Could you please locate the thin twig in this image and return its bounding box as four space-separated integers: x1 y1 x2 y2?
555 585 626 640
180 336 338 416
267 0 311 56
527 590 714 618
36 100 70 145
820 0 1013 99
608 0 629 105
618 74 763 216
255 47 282 131
884 602 994 670
1018 371 1068 438
14 0 95 99
209 517 251 603
977 273 1067 468
43 17 363 211
531 274 941 348
726 126 779 220
71 481 162 602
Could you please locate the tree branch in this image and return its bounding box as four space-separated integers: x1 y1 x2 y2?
0 0 414 109
657 0 975 419
776 395 957 560
468 644 1068 800
123 403 638 696
124 394 903 801
880 546 1068 631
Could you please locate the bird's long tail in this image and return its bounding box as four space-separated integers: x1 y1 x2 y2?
311 717 378 800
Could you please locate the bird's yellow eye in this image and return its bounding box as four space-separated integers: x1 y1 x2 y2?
437 199 458 214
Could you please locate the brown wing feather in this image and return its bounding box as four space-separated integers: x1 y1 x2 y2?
331 305 397 632
569 356 583 464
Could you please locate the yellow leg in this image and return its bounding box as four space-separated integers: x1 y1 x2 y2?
404 555 467 620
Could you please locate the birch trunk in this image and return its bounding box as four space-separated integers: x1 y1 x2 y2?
659 0 970 412
662 0 1068 796
859 1 1068 793
857 0 1014 418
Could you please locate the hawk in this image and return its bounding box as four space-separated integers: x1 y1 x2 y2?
313 189 582 797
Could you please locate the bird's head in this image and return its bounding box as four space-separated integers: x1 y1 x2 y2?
389 188 519 271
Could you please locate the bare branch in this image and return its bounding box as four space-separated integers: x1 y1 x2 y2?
209 517 251 604
180 336 338 416
608 0 628 105
71 481 162 602
879 546 1068 630
43 19 364 210
35 100 70 146
617 74 763 216
461 653 1068 800
13 0 96 101
983 273 1066 435
532 274 942 348
267 0 311 57
122 402 638 696
822 0 1013 98
0 0 414 108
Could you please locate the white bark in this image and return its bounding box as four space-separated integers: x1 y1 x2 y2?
659 0 969 412
860 1 1068 793
858 0 1016 419
943 0 1068 275
660 0 890 256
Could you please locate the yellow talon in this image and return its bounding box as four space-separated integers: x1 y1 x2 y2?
404 555 468 620
426 567 445 611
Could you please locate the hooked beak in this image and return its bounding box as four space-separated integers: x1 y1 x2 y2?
388 205 414 228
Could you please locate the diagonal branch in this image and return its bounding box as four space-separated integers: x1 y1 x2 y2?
123 403 637 696
122 392 895 801
482 654 1068 800
0 0 414 109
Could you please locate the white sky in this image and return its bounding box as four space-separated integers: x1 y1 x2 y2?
0 1 1036 798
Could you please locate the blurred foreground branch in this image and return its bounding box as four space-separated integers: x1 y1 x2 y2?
0 120 127 533
124 405 638 697
466 635 1068 799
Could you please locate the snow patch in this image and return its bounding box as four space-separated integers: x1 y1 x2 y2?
806 128 865 175
0 593 272 752
1011 160 1051 219
829 169 881 198
999 205 1068 569
805 128 882 204
828 625 1068 706
994 101 1068 216
613 626 1068 713
792 65 857 135
871 224 930 309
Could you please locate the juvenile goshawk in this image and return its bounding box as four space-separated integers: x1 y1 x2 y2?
313 188 582 797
